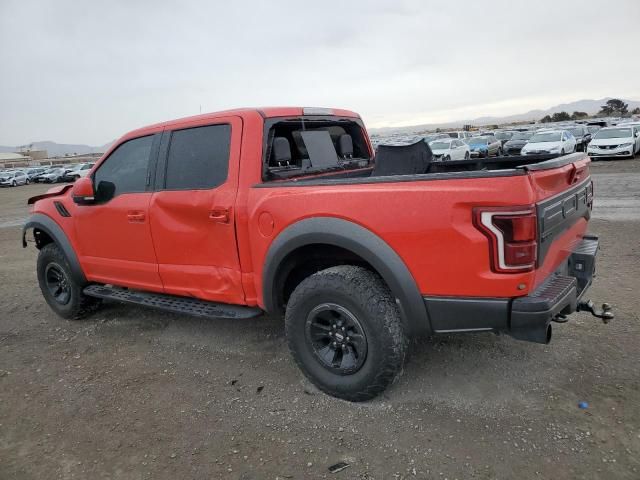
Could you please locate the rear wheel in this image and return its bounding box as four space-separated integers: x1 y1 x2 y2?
464 151 470 160
443 155 451 162
11 180 16 187
285 266 407 401
561 148 565 155
37 243 101 319
25 178 30 185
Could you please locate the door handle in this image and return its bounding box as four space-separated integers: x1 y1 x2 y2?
209 207 230 224
127 210 146 223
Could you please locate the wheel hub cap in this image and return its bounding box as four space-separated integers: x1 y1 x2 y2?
45 263 71 305
305 303 368 375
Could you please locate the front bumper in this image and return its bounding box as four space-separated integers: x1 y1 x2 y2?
588 145 633 157
423 235 599 343
469 150 488 157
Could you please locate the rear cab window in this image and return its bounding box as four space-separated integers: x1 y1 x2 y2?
262 116 372 181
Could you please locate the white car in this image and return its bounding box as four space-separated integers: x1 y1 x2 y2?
521 130 576 156
443 131 471 140
64 162 95 181
429 138 471 161
587 126 640 159
0 170 29 187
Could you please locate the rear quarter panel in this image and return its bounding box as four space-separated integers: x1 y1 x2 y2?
247 174 542 305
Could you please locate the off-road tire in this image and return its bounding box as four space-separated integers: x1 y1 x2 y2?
285 265 408 401
37 243 101 319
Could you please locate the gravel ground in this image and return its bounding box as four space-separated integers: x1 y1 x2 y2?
1 160 639 479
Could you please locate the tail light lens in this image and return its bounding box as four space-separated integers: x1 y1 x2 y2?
473 207 538 273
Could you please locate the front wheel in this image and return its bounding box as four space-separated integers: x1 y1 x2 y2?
464 151 470 160
285 266 407 402
561 149 565 155
11 180 16 187
25 179 30 185
37 243 101 319
443 155 451 162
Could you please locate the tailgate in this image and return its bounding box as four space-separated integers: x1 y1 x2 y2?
521 153 593 288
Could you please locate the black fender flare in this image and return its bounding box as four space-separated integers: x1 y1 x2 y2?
262 216 431 335
22 213 87 285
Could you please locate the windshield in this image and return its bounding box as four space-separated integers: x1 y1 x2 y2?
445 132 459 138
587 126 600 134
430 141 451 149
465 138 488 145
494 132 511 140
510 132 532 141
529 132 562 142
569 128 584 137
422 134 444 143
593 128 632 139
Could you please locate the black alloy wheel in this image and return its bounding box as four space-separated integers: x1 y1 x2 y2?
44 263 72 306
305 303 368 375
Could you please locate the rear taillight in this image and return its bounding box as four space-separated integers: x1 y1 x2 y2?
473 207 538 273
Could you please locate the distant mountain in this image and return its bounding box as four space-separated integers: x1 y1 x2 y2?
0 140 113 157
369 97 640 135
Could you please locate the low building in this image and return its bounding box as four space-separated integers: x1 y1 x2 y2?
0 152 31 168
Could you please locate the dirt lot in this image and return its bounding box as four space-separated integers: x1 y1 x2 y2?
1 161 639 479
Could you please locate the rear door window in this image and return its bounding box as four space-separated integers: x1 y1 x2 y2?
164 124 231 190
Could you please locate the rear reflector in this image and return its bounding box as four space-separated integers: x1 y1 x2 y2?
474 207 538 273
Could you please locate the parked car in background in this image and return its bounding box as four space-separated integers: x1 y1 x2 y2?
586 125 601 136
61 163 94 182
24 167 47 181
587 126 640 159
503 132 533 155
569 126 592 152
421 133 451 144
0 170 29 187
521 130 576 156
35 167 67 183
429 138 471 161
464 135 502 157
444 131 471 140
494 131 513 146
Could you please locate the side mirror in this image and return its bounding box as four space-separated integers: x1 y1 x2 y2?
72 177 95 205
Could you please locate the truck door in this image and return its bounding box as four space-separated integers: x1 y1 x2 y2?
74 133 164 290
148 116 244 305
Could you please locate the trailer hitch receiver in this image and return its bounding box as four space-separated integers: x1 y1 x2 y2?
577 300 614 324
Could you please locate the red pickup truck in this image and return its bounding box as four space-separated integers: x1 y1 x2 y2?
23 107 611 401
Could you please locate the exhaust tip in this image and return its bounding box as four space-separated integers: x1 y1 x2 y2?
545 324 552 344
509 323 552 344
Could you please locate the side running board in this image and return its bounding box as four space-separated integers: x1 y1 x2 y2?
83 285 263 320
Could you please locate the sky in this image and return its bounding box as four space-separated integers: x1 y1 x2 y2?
1 0 639 146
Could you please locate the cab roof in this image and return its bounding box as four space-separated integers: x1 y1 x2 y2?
124 107 360 140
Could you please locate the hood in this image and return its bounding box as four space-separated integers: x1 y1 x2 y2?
590 137 633 146
523 141 562 150
505 139 527 147
430 148 450 155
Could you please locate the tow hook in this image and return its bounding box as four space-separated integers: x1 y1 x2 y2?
577 300 614 324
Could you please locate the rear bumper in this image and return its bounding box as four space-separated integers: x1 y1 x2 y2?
423 235 599 343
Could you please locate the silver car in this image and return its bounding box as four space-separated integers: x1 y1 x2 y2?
0 170 29 187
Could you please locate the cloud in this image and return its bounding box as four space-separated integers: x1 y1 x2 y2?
1 0 639 144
